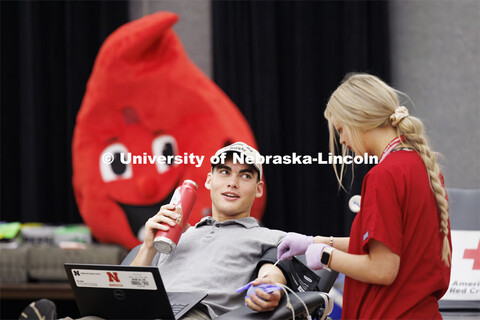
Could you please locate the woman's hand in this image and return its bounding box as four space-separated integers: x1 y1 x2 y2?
277 232 313 260
305 243 330 270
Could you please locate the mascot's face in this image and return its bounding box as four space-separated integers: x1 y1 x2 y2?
72 12 265 249
97 117 181 240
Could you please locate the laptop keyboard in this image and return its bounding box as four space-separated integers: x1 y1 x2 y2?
171 303 188 315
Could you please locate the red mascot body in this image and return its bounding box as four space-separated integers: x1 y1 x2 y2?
72 12 265 249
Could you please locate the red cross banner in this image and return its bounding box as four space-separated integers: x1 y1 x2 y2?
442 230 480 301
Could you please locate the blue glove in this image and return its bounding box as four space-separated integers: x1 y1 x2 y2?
236 282 282 305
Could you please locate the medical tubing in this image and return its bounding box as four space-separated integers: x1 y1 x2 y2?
276 284 295 319
317 292 334 320
275 283 310 319
260 259 331 320
260 259 280 278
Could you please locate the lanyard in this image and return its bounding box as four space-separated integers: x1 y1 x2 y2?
379 136 403 163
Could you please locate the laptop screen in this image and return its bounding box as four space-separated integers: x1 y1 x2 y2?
64 263 206 320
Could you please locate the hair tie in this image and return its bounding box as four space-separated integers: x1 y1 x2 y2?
390 106 409 127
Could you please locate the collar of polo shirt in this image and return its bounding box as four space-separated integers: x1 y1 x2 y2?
195 216 259 229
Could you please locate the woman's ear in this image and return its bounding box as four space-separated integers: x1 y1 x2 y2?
204 172 212 190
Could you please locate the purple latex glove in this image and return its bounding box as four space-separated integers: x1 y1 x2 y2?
277 232 313 260
305 243 330 270
236 282 282 305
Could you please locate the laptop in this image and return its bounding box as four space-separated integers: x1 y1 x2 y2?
64 263 207 319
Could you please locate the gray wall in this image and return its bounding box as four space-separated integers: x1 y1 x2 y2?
390 0 480 189
129 0 212 78
130 0 480 189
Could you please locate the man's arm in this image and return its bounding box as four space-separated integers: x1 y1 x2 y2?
130 242 158 266
131 204 180 266
245 263 287 312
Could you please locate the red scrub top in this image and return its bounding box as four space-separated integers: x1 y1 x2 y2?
342 150 451 320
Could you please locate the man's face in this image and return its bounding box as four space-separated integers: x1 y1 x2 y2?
205 158 263 221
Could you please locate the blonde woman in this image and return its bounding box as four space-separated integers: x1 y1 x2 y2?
277 73 452 319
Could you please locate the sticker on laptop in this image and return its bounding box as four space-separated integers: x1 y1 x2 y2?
71 269 157 290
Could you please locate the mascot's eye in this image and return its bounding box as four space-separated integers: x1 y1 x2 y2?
99 143 133 182
152 135 178 174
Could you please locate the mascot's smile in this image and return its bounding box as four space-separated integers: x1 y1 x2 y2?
117 185 177 239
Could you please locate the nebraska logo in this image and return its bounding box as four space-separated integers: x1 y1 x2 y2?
107 272 120 282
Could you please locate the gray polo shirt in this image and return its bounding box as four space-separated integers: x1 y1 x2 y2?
157 216 285 317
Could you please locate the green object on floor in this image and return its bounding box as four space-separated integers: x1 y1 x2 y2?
0 222 21 240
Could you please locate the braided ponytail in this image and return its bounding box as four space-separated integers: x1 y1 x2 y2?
397 116 451 266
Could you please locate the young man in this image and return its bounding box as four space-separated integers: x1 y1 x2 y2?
19 142 318 320
131 142 287 319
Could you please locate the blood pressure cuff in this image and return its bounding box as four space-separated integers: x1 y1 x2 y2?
251 247 320 292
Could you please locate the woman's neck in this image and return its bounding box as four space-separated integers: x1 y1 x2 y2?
363 126 399 158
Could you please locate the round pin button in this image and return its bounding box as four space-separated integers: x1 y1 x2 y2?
349 195 361 213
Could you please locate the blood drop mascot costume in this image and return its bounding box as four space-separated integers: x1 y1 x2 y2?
72 12 265 249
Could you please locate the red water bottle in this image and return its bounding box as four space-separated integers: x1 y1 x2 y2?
153 180 198 253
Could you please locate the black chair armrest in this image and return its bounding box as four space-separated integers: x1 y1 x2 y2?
316 268 338 293
216 291 329 320
120 244 141 265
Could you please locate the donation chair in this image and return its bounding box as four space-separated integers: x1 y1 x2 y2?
121 245 337 320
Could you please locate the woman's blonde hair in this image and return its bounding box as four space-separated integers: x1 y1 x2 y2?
324 73 451 267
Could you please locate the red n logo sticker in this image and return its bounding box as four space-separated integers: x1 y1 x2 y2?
107 272 120 282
